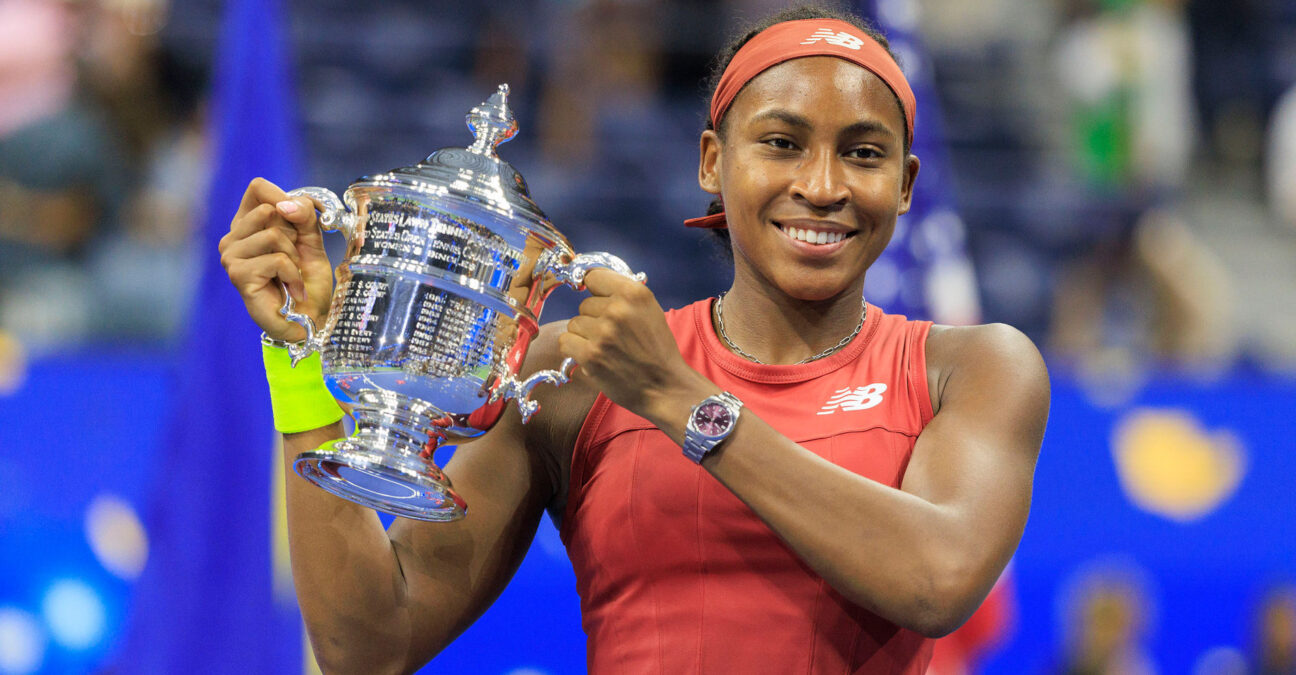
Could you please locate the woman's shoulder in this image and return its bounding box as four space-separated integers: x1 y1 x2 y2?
926 322 1040 359
924 323 1049 415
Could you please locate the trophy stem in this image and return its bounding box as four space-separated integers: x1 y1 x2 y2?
293 389 467 521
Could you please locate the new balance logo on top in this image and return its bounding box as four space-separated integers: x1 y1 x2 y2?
817 384 888 415
800 28 866 50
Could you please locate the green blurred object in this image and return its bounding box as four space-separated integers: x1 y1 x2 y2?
1073 89 1134 188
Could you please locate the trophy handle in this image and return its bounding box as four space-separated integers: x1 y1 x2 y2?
276 280 323 366
275 186 355 367
536 249 647 290
489 357 577 423
491 251 646 421
287 186 356 240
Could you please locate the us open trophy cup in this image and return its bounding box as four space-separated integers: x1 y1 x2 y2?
277 84 644 522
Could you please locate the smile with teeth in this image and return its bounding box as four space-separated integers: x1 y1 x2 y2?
778 224 851 245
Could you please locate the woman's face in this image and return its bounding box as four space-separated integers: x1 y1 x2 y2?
699 56 919 302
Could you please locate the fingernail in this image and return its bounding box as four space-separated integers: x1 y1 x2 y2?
277 200 299 215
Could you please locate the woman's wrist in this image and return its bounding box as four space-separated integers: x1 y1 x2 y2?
642 368 721 445
262 341 345 434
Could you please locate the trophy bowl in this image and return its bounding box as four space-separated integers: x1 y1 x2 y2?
278 84 644 521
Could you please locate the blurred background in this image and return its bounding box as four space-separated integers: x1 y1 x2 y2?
1 0 1294 672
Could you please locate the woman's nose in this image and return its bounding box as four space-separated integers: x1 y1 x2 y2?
790 151 850 208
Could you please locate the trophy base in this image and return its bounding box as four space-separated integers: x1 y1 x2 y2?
294 438 467 522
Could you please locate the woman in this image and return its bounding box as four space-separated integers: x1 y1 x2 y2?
219 6 1048 673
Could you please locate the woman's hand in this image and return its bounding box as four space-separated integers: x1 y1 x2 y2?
218 178 334 342
559 269 716 429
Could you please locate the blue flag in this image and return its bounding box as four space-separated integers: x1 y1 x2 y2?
863 0 982 325
114 0 304 671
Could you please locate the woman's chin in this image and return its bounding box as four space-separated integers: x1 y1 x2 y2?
776 278 861 304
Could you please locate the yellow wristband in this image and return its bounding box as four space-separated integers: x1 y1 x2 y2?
262 342 345 434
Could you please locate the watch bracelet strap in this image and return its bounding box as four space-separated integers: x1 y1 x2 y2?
682 426 708 463
715 391 743 409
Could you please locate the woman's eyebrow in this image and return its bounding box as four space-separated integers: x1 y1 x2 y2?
748 110 899 142
841 120 899 142
749 109 812 129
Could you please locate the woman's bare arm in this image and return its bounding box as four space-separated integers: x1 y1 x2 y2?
562 270 1048 638
279 401 552 673
221 178 584 673
685 323 1047 637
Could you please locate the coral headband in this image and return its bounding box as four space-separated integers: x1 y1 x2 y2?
687 18 916 229
710 18 914 139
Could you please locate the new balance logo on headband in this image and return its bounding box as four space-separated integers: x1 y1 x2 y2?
799 28 865 50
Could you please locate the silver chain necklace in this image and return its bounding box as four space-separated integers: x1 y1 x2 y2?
714 293 867 365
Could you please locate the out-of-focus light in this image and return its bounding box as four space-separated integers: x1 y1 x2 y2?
85 493 149 580
1192 646 1248 675
0 330 25 396
876 0 919 31
41 580 106 651
0 607 45 675
925 259 980 327
864 257 899 305
1112 409 1246 522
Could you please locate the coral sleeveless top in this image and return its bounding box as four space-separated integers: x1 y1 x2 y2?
561 299 935 674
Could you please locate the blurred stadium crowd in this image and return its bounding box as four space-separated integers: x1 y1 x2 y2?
2 0 1296 373
1 0 1295 673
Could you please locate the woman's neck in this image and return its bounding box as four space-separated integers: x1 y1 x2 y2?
713 276 867 365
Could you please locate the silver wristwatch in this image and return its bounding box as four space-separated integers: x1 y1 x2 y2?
682 391 744 463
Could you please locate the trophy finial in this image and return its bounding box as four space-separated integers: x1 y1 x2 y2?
466 84 518 156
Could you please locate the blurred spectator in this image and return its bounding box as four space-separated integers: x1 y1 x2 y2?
0 0 128 351
81 0 210 340
1253 584 1296 675
1053 558 1158 675
1047 0 1235 369
537 0 664 167
1052 0 1194 193
0 0 208 351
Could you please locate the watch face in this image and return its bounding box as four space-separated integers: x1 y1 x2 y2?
692 401 733 436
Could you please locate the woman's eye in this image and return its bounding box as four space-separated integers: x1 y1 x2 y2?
847 147 883 160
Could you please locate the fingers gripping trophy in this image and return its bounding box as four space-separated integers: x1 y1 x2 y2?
260 85 643 522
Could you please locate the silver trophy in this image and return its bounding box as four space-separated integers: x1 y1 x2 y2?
279 84 644 522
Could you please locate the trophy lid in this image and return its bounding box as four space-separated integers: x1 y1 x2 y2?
354 84 556 237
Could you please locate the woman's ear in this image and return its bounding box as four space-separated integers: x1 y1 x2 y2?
698 129 722 195
897 154 920 215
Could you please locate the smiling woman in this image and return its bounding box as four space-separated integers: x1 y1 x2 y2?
219 3 1049 674
698 55 919 313
548 12 1047 672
